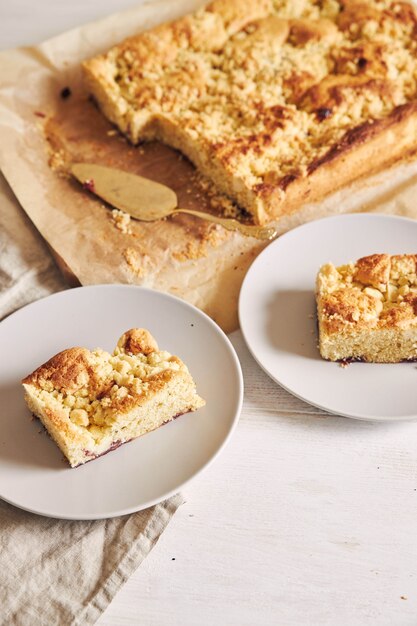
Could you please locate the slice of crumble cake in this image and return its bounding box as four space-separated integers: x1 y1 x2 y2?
22 328 205 467
316 254 417 362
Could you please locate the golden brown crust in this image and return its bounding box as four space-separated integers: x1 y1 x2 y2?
289 18 339 46
379 292 417 326
317 254 417 336
22 329 175 411
117 328 159 355
207 0 272 34
353 254 391 287
22 347 109 396
321 288 379 333
259 101 417 224
83 0 417 225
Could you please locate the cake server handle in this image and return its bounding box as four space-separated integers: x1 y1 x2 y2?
175 208 277 240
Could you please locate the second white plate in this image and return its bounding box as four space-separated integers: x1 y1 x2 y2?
239 214 417 421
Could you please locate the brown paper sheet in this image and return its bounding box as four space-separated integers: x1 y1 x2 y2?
1 0 417 333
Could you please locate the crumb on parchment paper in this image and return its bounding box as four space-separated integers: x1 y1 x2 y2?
172 224 229 262
47 148 70 177
123 247 144 277
123 247 153 277
111 209 132 234
172 240 209 262
124 220 229 274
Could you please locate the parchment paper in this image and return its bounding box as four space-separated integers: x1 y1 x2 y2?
1 0 417 333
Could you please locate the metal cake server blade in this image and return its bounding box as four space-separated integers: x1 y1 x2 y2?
70 162 277 240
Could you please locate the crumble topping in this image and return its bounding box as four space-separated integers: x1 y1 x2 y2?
25 331 183 440
317 254 417 332
111 208 132 233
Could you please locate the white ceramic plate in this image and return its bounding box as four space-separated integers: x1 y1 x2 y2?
239 214 417 422
0 285 243 519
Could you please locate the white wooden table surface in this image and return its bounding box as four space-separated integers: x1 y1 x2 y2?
2 3 417 624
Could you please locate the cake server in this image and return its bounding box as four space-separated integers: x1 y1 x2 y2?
70 163 277 240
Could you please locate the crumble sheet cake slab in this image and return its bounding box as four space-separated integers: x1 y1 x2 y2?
1 0 417 334
84 0 417 224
